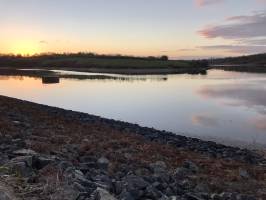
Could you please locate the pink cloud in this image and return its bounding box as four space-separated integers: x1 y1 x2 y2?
198 11 266 39
196 0 266 7
195 0 223 7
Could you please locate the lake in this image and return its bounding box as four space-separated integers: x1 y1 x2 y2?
1 69 266 147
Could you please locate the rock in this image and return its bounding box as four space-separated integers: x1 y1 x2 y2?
236 194 256 200
92 187 118 200
145 185 163 199
216 192 235 200
0 190 16 200
194 183 210 193
13 149 37 156
149 161 167 174
185 193 205 200
179 179 195 190
58 161 73 172
50 184 80 200
94 175 113 190
135 168 150 176
114 181 123 195
125 175 149 190
97 157 109 170
11 156 33 167
79 155 97 163
0 183 18 200
174 167 189 179
182 161 199 173
33 156 54 169
210 193 222 200
119 190 135 200
73 182 86 192
73 170 88 183
124 153 132 159
239 168 250 179
7 161 33 177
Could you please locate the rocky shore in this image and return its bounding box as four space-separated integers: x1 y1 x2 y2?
0 95 265 200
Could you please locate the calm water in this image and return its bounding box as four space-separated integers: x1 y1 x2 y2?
1 69 266 146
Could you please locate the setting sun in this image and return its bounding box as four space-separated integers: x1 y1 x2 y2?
10 40 40 56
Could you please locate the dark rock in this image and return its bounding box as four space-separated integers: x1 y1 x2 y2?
149 161 167 174
185 193 205 200
7 161 33 177
97 157 109 170
58 161 73 172
114 181 123 195
119 190 135 200
239 168 250 179
182 161 199 173
125 175 149 190
173 167 189 179
194 183 210 193
11 156 33 167
144 185 163 199
73 182 86 192
33 156 54 170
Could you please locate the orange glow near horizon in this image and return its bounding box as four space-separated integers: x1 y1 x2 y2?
9 40 41 56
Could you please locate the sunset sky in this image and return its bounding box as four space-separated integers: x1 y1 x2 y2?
0 0 265 59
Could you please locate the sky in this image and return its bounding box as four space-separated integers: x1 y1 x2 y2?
0 0 265 59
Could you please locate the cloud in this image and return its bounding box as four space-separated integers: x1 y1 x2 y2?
198 11 266 39
238 38 266 45
198 44 266 54
196 0 266 7
198 10 266 55
178 48 196 51
195 0 223 7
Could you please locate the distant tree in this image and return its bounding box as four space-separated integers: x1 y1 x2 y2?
160 55 169 61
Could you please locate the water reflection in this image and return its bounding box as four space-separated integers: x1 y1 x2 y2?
192 113 220 127
0 69 266 146
250 117 266 131
198 84 266 115
0 68 169 83
42 76 60 84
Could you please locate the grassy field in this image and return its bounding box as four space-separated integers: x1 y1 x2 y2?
211 53 266 73
0 54 208 74
212 53 266 66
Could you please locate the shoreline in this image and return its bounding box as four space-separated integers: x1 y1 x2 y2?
0 95 265 199
212 64 266 73
0 66 208 75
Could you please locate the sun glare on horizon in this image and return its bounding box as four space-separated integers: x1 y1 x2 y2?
9 40 41 56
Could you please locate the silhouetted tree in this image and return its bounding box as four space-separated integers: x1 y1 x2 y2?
160 55 169 61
